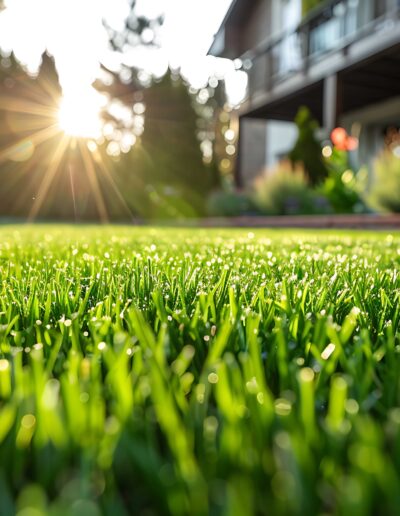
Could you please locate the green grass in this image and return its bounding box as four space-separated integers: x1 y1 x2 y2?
0 225 400 515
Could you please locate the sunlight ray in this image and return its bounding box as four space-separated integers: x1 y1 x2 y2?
28 134 71 221
94 154 135 220
68 163 78 221
78 139 109 223
0 97 59 118
0 124 60 163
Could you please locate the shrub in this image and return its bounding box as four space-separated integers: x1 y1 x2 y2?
368 151 400 213
289 107 329 186
252 160 331 215
206 189 258 217
319 149 368 214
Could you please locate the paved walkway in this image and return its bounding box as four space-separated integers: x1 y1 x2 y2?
183 214 400 229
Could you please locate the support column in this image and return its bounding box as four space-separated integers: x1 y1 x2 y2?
236 117 268 189
323 74 342 135
386 0 398 17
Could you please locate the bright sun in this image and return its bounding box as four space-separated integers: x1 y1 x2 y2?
58 91 103 139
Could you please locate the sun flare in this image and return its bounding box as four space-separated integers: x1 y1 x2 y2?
58 91 103 139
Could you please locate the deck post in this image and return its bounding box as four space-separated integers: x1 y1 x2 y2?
235 117 268 188
323 74 342 134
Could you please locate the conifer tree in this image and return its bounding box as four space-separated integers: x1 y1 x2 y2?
141 72 218 212
289 106 328 186
0 51 63 217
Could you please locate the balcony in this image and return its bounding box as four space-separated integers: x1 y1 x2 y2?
243 0 400 103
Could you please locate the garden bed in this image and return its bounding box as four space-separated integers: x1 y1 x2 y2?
150 214 400 229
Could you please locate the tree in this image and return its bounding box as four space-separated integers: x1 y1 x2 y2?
203 79 239 186
95 70 220 218
0 52 64 217
105 0 163 48
289 106 328 186
95 0 221 218
140 72 219 215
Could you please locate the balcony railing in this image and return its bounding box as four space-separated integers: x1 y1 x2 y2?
243 0 400 100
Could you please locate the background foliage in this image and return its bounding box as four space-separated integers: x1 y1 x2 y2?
368 151 400 213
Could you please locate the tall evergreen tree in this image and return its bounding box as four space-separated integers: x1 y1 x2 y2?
140 72 218 215
95 68 220 217
96 3 223 218
289 106 328 186
0 51 64 218
35 51 62 103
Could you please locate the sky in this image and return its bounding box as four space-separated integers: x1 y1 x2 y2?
0 0 247 105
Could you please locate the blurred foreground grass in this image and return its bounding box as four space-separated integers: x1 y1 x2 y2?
0 226 400 515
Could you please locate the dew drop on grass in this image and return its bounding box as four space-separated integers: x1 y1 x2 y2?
207 373 218 384
196 383 206 403
80 392 89 403
0 359 9 372
246 377 258 394
275 398 292 416
345 399 359 415
204 416 219 435
21 414 36 430
43 379 60 409
321 343 335 360
274 431 291 450
299 367 314 383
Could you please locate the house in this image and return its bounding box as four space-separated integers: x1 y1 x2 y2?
210 0 400 187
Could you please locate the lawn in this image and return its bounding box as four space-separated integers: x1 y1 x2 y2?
0 226 399 515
